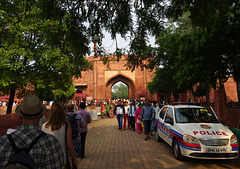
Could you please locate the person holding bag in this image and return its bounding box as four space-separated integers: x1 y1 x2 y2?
42 103 78 168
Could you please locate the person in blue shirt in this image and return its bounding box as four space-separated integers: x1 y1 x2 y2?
141 99 155 141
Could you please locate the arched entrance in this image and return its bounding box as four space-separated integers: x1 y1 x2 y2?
73 55 157 100
106 74 135 99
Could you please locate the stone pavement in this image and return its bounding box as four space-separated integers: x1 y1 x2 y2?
78 117 173 169
77 117 240 169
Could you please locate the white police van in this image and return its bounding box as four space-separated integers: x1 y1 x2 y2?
155 102 239 160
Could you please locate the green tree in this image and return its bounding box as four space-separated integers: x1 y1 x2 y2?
35 88 55 102
0 1 170 113
2 0 240 114
148 13 200 100
166 0 240 101
150 1 240 102
111 82 128 99
147 68 180 98
54 84 76 103
0 1 92 113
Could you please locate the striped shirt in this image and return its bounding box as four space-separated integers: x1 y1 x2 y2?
67 112 86 140
75 109 91 133
0 124 64 169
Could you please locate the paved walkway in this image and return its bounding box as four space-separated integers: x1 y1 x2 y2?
78 117 240 169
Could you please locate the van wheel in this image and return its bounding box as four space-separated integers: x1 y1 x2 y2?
155 129 162 142
173 139 184 161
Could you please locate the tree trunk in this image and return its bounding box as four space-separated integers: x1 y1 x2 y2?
190 86 197 102
6 89 16 114
236 81 240 103
206 92 210 106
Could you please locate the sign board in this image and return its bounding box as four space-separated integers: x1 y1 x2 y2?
86 96 93 101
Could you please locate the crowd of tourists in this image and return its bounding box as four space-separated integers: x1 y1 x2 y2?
0 101 19 107
0 95 91 169
95 98 164 141
0 95 166 168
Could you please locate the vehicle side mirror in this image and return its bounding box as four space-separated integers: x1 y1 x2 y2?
220 119 227 125
165 118 174 125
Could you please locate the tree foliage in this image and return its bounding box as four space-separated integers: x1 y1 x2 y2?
148 1 240 102
35 88 55 102
1 0 240 113
0 0 171 113
147 68 181 97
111 82 129 99
54 84 76 103
167 0 240 100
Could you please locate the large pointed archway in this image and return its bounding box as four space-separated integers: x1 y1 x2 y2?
105 74 135 99
73 55 158 100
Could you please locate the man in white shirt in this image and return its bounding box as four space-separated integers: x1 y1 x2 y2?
128 99 137 131
113 100 125 131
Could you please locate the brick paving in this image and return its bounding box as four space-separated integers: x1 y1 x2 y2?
78 117 182 169
77 117 240 169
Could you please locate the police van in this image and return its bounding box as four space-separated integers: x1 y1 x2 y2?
155 102 239 160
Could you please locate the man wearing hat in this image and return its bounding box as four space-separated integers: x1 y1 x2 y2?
0 95 64 169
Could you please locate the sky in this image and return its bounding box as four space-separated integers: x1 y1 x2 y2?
85 1 161 57
87 31 157 57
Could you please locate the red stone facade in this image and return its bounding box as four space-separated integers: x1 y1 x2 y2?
224 77 238 102
73 55 239 103
73 55 157 100
179 77 238 104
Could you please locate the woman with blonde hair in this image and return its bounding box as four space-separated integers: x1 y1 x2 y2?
42 103 78 169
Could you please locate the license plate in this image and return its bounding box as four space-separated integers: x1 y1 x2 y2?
207 148 227 153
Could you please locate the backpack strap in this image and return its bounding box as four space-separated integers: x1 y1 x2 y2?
26 132 45 153
68 113 77 118
65 122 68 149
7 132 45 154
7 134 19 153
64 122 71 167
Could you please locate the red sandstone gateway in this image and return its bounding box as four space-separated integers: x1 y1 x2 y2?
155 103 239 160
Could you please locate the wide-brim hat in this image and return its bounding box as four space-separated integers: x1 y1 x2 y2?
15 95 46 119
